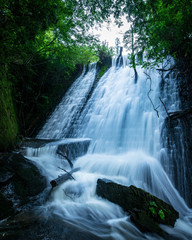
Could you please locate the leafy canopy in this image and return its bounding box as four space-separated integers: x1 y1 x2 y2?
113 0 192 65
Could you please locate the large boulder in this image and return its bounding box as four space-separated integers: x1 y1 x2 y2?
0 153 47 220
96 179 179 235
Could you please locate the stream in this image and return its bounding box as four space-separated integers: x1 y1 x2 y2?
26 58 192 240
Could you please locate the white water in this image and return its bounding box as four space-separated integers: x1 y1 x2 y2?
27 59 192 239
38 63 97 139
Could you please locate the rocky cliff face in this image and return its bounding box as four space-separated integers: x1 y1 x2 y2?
161 63 192 207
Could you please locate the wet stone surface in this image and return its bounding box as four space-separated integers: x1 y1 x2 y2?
0 153 47 220
0 211 103 240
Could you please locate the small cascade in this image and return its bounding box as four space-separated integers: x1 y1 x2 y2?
37 63 97 139
25 57 192 240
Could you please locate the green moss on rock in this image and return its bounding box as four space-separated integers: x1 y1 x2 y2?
96 179 179 235
158 209 165 220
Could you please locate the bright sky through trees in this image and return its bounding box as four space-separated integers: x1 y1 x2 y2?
91 17 130 52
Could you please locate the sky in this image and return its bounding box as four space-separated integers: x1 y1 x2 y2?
91 16 130 52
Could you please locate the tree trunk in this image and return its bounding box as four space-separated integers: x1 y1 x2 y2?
50 167 80 188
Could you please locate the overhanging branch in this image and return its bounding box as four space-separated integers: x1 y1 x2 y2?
144 71 159 118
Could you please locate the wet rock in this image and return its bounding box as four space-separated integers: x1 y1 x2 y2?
8 153 46 198
130 210 163 235
0 211 102 240
96 179 179 234
161 113 192 207
57 139 91 161
0 192 14 220
0 153 47 219
21 138 58 148
22 138 91 161
0 167 14 187
160 64 192 207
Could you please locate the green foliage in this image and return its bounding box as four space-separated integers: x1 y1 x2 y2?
0 67 19 151
99 65 109 79
96 41 115 62
114 0 192 65
4 0 191 148
0 0 113 145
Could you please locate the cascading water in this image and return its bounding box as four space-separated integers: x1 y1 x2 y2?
160 69 192 207
27 59 192 240
37 63 97 139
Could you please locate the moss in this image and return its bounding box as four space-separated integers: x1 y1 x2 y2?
96 179 179 228
149 207 156 215
149 201 158 207
98 65 109 79
0 67 19 151
158 209 165 220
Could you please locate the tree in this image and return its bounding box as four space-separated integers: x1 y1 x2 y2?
113 0 192 67
0 0 116 145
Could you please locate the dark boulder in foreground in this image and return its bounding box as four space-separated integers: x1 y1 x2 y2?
0 211 102 240
96 179 179 235
0 153 47 220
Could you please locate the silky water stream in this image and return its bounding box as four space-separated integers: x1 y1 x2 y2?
26 59 192 239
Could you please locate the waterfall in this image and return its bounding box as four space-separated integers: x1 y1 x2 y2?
27 59 192 240
72 64 160 156
37 63 97 139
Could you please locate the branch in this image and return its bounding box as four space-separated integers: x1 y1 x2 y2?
63 190 75 201
56 148 73 169
156 64 176 72
50 167 80 188
58 167 75 180
159 97 170 117
24 36 57 65
144 71 159 118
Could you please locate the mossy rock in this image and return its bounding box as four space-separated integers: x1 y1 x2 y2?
96 179 179 234
130 210 163 235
